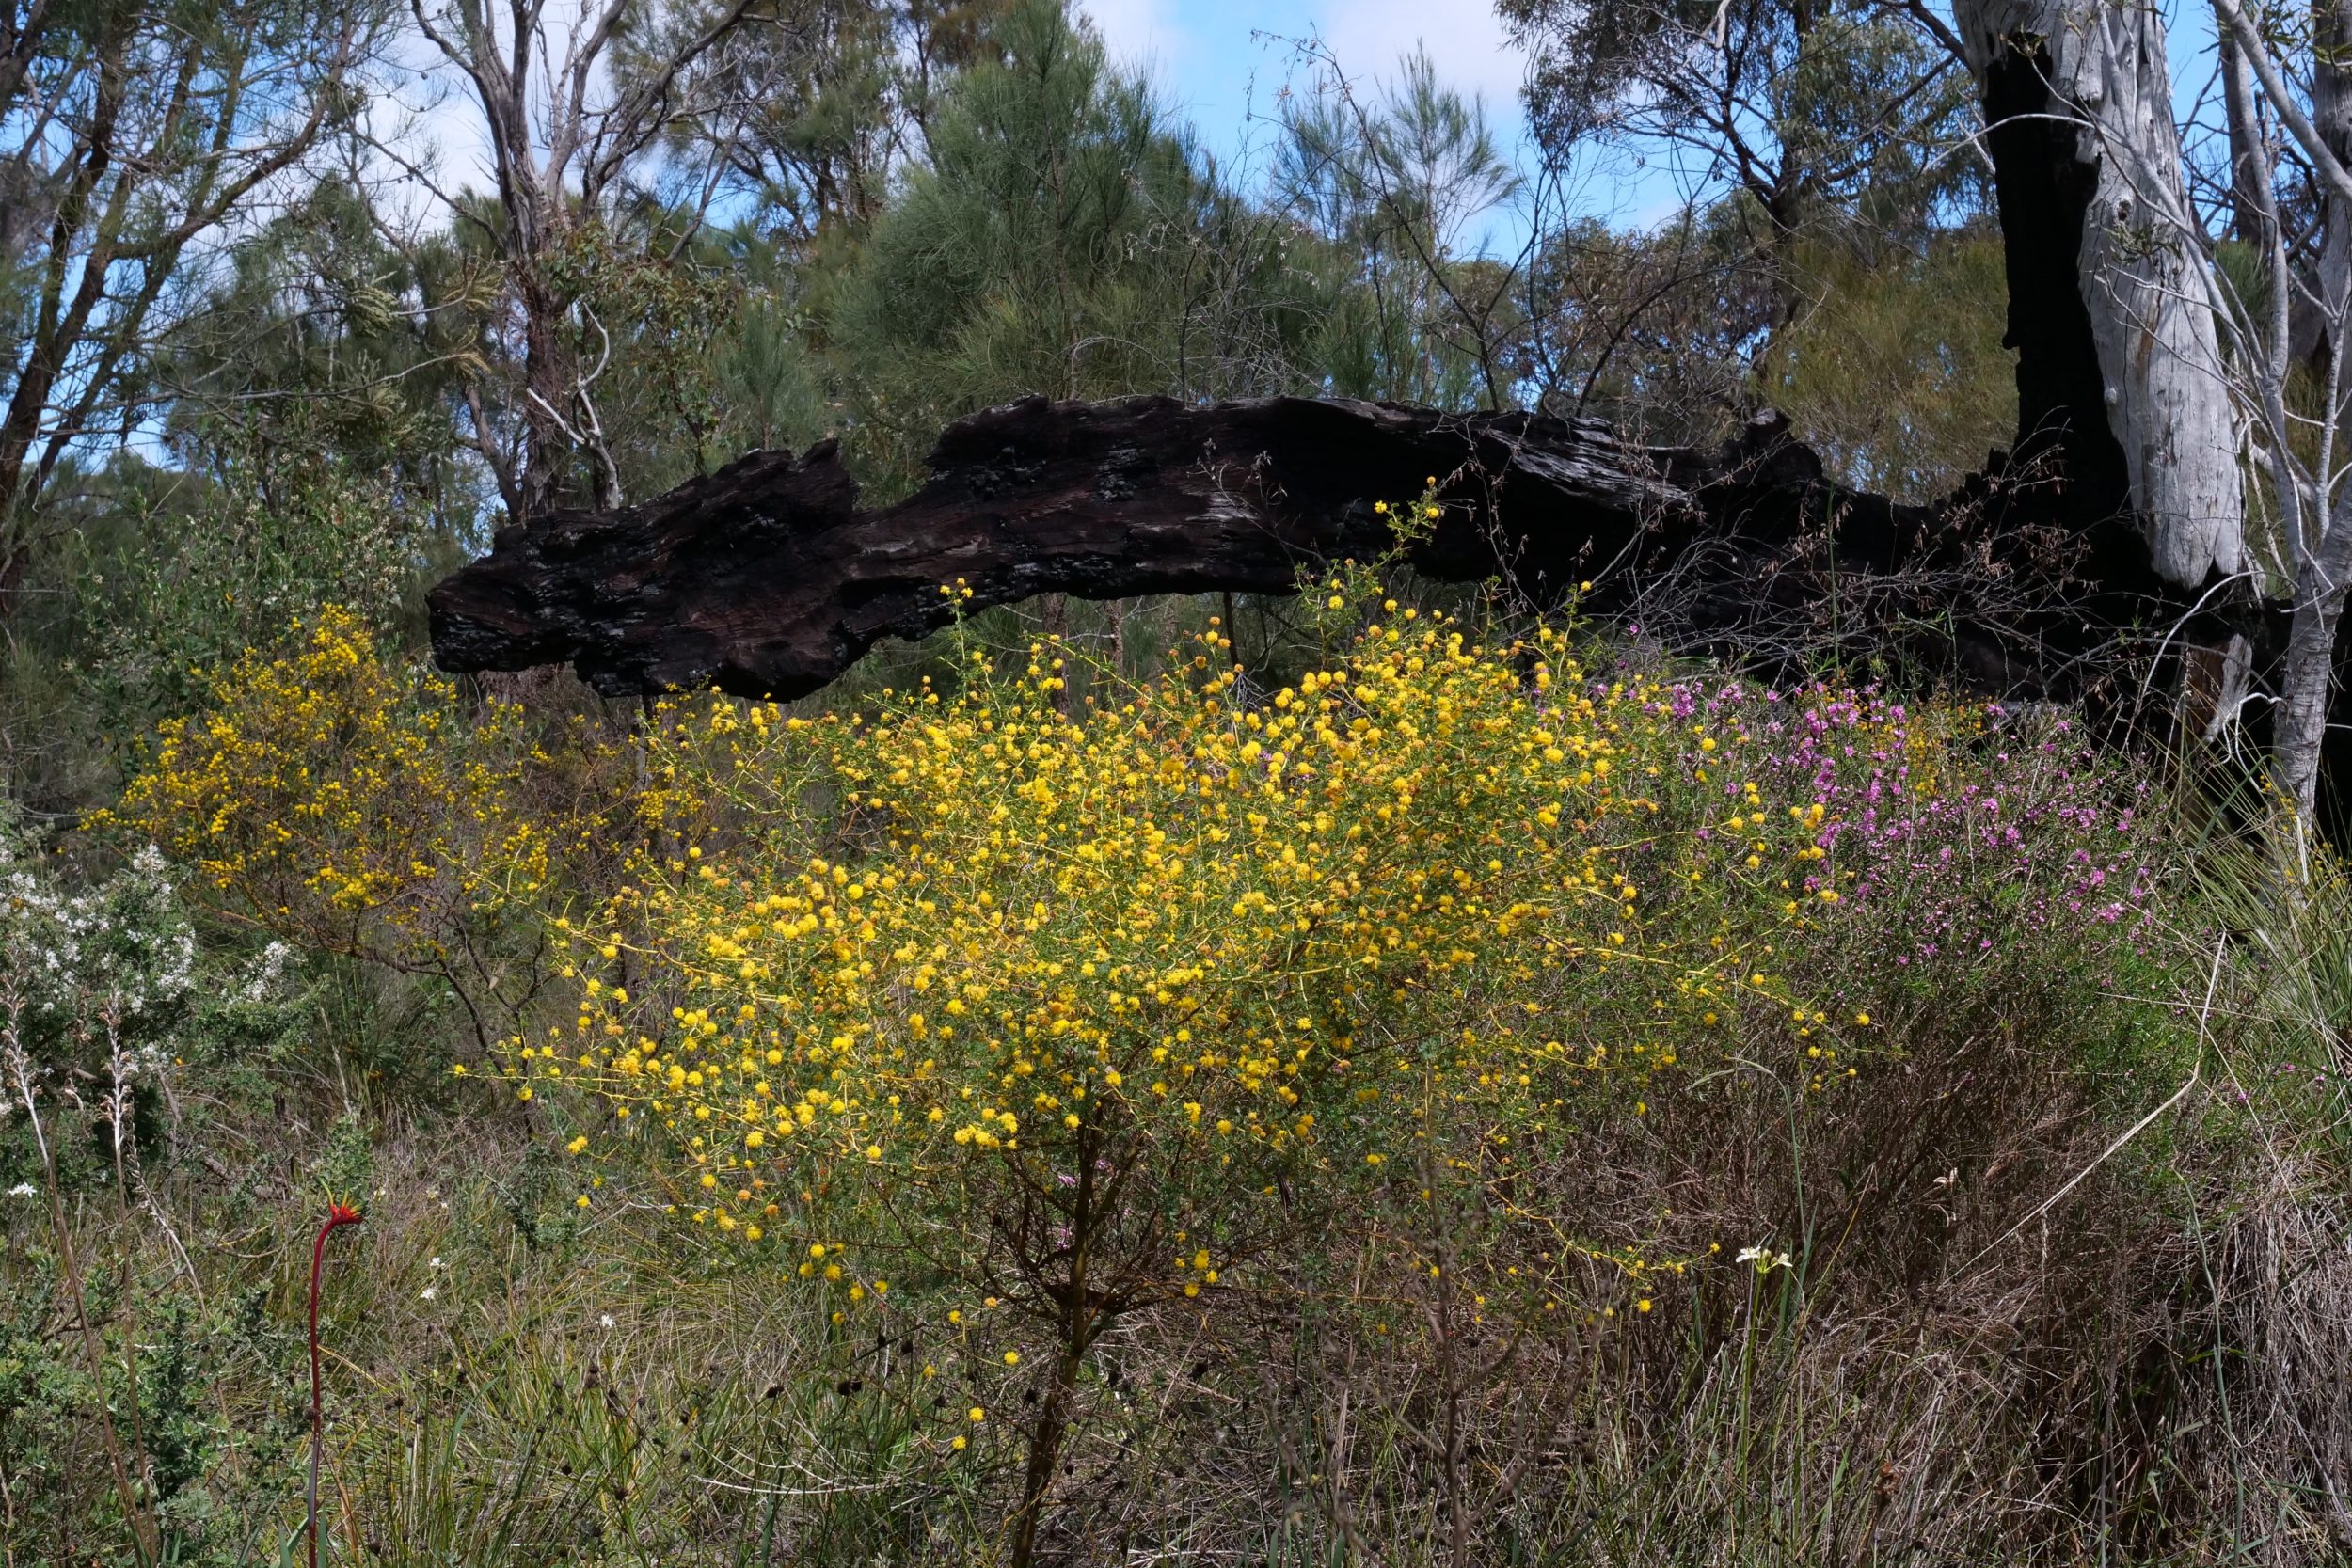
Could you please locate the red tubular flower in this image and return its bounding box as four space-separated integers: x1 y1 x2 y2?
308 1202 362 1568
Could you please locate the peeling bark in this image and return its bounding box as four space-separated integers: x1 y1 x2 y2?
1956 0 2244 589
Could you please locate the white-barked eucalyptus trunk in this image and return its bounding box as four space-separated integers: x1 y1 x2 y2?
2211 0 2352 823
1955 0 2245 588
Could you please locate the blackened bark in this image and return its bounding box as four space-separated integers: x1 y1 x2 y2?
1975 32 2134 533
430 393 1992 700
427 388 2204 754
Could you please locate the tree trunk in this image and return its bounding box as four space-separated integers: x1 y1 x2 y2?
1008 1134 1101 1568
0 0 135 606
2277 567 2344 821
2313 0 2352 357
1955 0 2244 589
429 397 1996 701
2218 28 2271 245
1009 1341 1083 1568
517 262 576 520
2273 1 2352 820
427 383 2352 825
2220 26 2277 251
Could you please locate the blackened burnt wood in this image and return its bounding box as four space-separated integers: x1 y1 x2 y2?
429 393 1956 700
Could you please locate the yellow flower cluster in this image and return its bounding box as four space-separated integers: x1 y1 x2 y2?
104 608 617 972
541 612 1820 1307
105 594 2160 1496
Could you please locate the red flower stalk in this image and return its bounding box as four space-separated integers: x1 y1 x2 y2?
308 1201 362 1568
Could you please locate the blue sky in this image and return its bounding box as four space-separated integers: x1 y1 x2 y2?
1078 0 2240 251
1079 0 1534 179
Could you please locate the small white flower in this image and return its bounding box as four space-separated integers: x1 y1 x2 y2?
597 1313 617 1329
419 1286 438 1301
239 942 291 1004
428 1256 445 1269
6 1182 34 1198
1735 1244 1792 1272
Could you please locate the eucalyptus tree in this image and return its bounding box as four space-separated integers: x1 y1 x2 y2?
1921 0 2352 812
9 178 494 728
0 0 390 613
1499 0 1980 343
1493 0 2002 475
2194 0 2352 821
398 0 758 516
1948 0 2243 593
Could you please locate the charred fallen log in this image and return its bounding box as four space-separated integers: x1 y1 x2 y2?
428 392 2173 705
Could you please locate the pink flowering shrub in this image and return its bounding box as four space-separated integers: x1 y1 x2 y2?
1737 688 2165 1029
1560 673 2193 1291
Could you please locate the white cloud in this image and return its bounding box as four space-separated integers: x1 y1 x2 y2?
1083 0 1528 123
1079 0 1186 68
1313 1 1528 116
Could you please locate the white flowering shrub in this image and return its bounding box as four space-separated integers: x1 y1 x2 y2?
0 803 300 1195
0 804 198 1179
0 797 326 1556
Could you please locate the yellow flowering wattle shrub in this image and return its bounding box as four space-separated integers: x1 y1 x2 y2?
556 617 1804 1207
520 608 1863 1515
103 609 627 1053
93 576 2200 1563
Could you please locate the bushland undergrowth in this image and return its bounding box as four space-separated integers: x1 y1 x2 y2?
6 584 2350 1565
